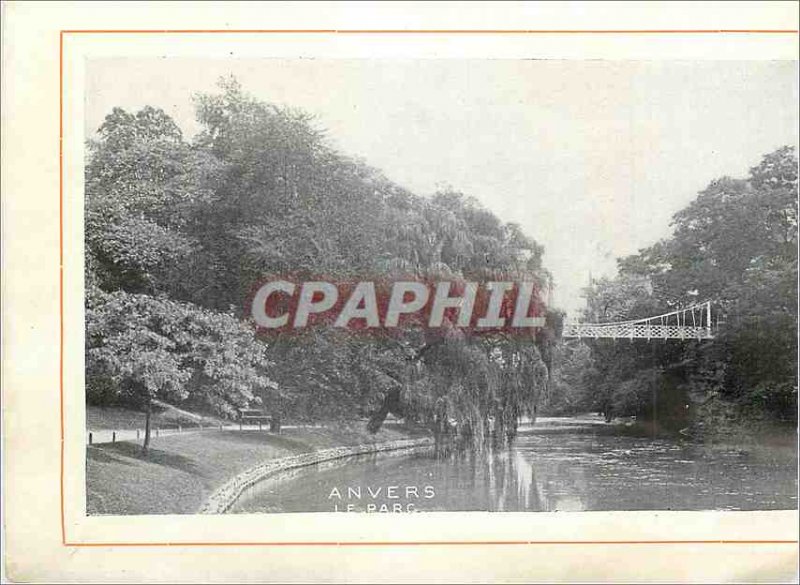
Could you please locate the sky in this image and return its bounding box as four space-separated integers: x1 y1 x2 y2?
86 59 798 315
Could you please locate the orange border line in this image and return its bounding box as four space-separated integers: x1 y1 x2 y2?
65 540 799 547
59 29 66 547
61 29 799 33
61 28 800 548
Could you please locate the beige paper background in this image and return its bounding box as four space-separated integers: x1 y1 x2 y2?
3 1 799 582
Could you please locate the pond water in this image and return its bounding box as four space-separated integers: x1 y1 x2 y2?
229 416 798 514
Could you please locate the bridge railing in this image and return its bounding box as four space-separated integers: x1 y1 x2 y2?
562 301 715 340
562 322 714 340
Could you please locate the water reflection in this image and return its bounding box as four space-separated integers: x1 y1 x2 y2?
229 418 797 514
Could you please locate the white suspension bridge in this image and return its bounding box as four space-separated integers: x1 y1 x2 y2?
562 301 715 341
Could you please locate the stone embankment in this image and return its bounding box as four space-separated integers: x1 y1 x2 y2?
199 437 433 514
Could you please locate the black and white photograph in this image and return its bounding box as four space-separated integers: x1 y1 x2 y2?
82 58 798 517
3 4 800 581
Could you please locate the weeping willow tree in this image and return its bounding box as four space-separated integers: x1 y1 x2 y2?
425 332 549 452
354 184 559 454
366 256 556 454
364 324 552 454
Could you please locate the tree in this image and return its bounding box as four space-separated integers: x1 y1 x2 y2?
543 340 595 415
86 106 223 297
86 288 275 452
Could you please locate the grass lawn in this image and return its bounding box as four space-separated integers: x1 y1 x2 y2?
86 421 430 515
86 404 225 431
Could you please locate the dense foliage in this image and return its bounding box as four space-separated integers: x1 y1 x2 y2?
545 147 798 431
86 79 557 451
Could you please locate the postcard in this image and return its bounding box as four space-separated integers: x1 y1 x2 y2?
3 1 798 582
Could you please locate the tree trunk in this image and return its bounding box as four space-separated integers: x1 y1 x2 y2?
368 388 403 433
270 411 282 433
367 398 391 433
142 400 152 455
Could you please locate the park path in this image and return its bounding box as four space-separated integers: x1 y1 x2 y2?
86 423 326 445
